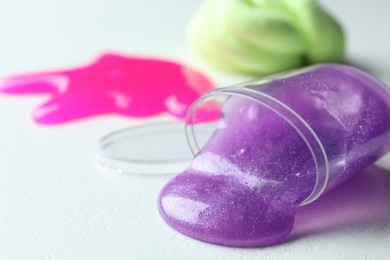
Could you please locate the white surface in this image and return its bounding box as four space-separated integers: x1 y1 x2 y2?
0 0 390 259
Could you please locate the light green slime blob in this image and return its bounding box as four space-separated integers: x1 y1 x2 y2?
189 0 345 75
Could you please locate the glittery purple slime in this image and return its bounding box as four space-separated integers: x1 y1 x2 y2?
158 64 390 247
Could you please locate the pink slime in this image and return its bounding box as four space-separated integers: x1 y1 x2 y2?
0 53 214 124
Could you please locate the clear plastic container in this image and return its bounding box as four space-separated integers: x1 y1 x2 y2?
184 64 390 205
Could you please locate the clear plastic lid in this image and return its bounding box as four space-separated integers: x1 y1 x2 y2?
96 120 218 175
96 122 193 175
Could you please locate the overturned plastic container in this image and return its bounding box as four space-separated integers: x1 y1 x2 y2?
184 64 390 205
158 64 390 247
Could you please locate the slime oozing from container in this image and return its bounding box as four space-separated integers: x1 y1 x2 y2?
0 53 214 124
158 64 390 247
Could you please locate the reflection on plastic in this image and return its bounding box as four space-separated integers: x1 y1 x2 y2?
293 166 390 239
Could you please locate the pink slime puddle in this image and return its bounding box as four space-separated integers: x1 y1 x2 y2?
0 53 214 124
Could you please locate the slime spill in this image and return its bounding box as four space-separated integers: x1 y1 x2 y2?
159 98 316 247
158 65 390 247
0 53 214 124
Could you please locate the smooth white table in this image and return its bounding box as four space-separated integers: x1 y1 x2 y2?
1 0 390 259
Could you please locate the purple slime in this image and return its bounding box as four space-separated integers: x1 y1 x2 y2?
158 64 390 247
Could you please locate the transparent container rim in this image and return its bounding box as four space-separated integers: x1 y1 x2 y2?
184 86 330 206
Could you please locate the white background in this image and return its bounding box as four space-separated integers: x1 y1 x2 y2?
1 0 390 259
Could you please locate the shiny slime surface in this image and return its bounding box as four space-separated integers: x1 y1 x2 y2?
0 53 214 124
158 65 390 247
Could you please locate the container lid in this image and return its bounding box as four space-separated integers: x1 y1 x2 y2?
96 121 194 175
